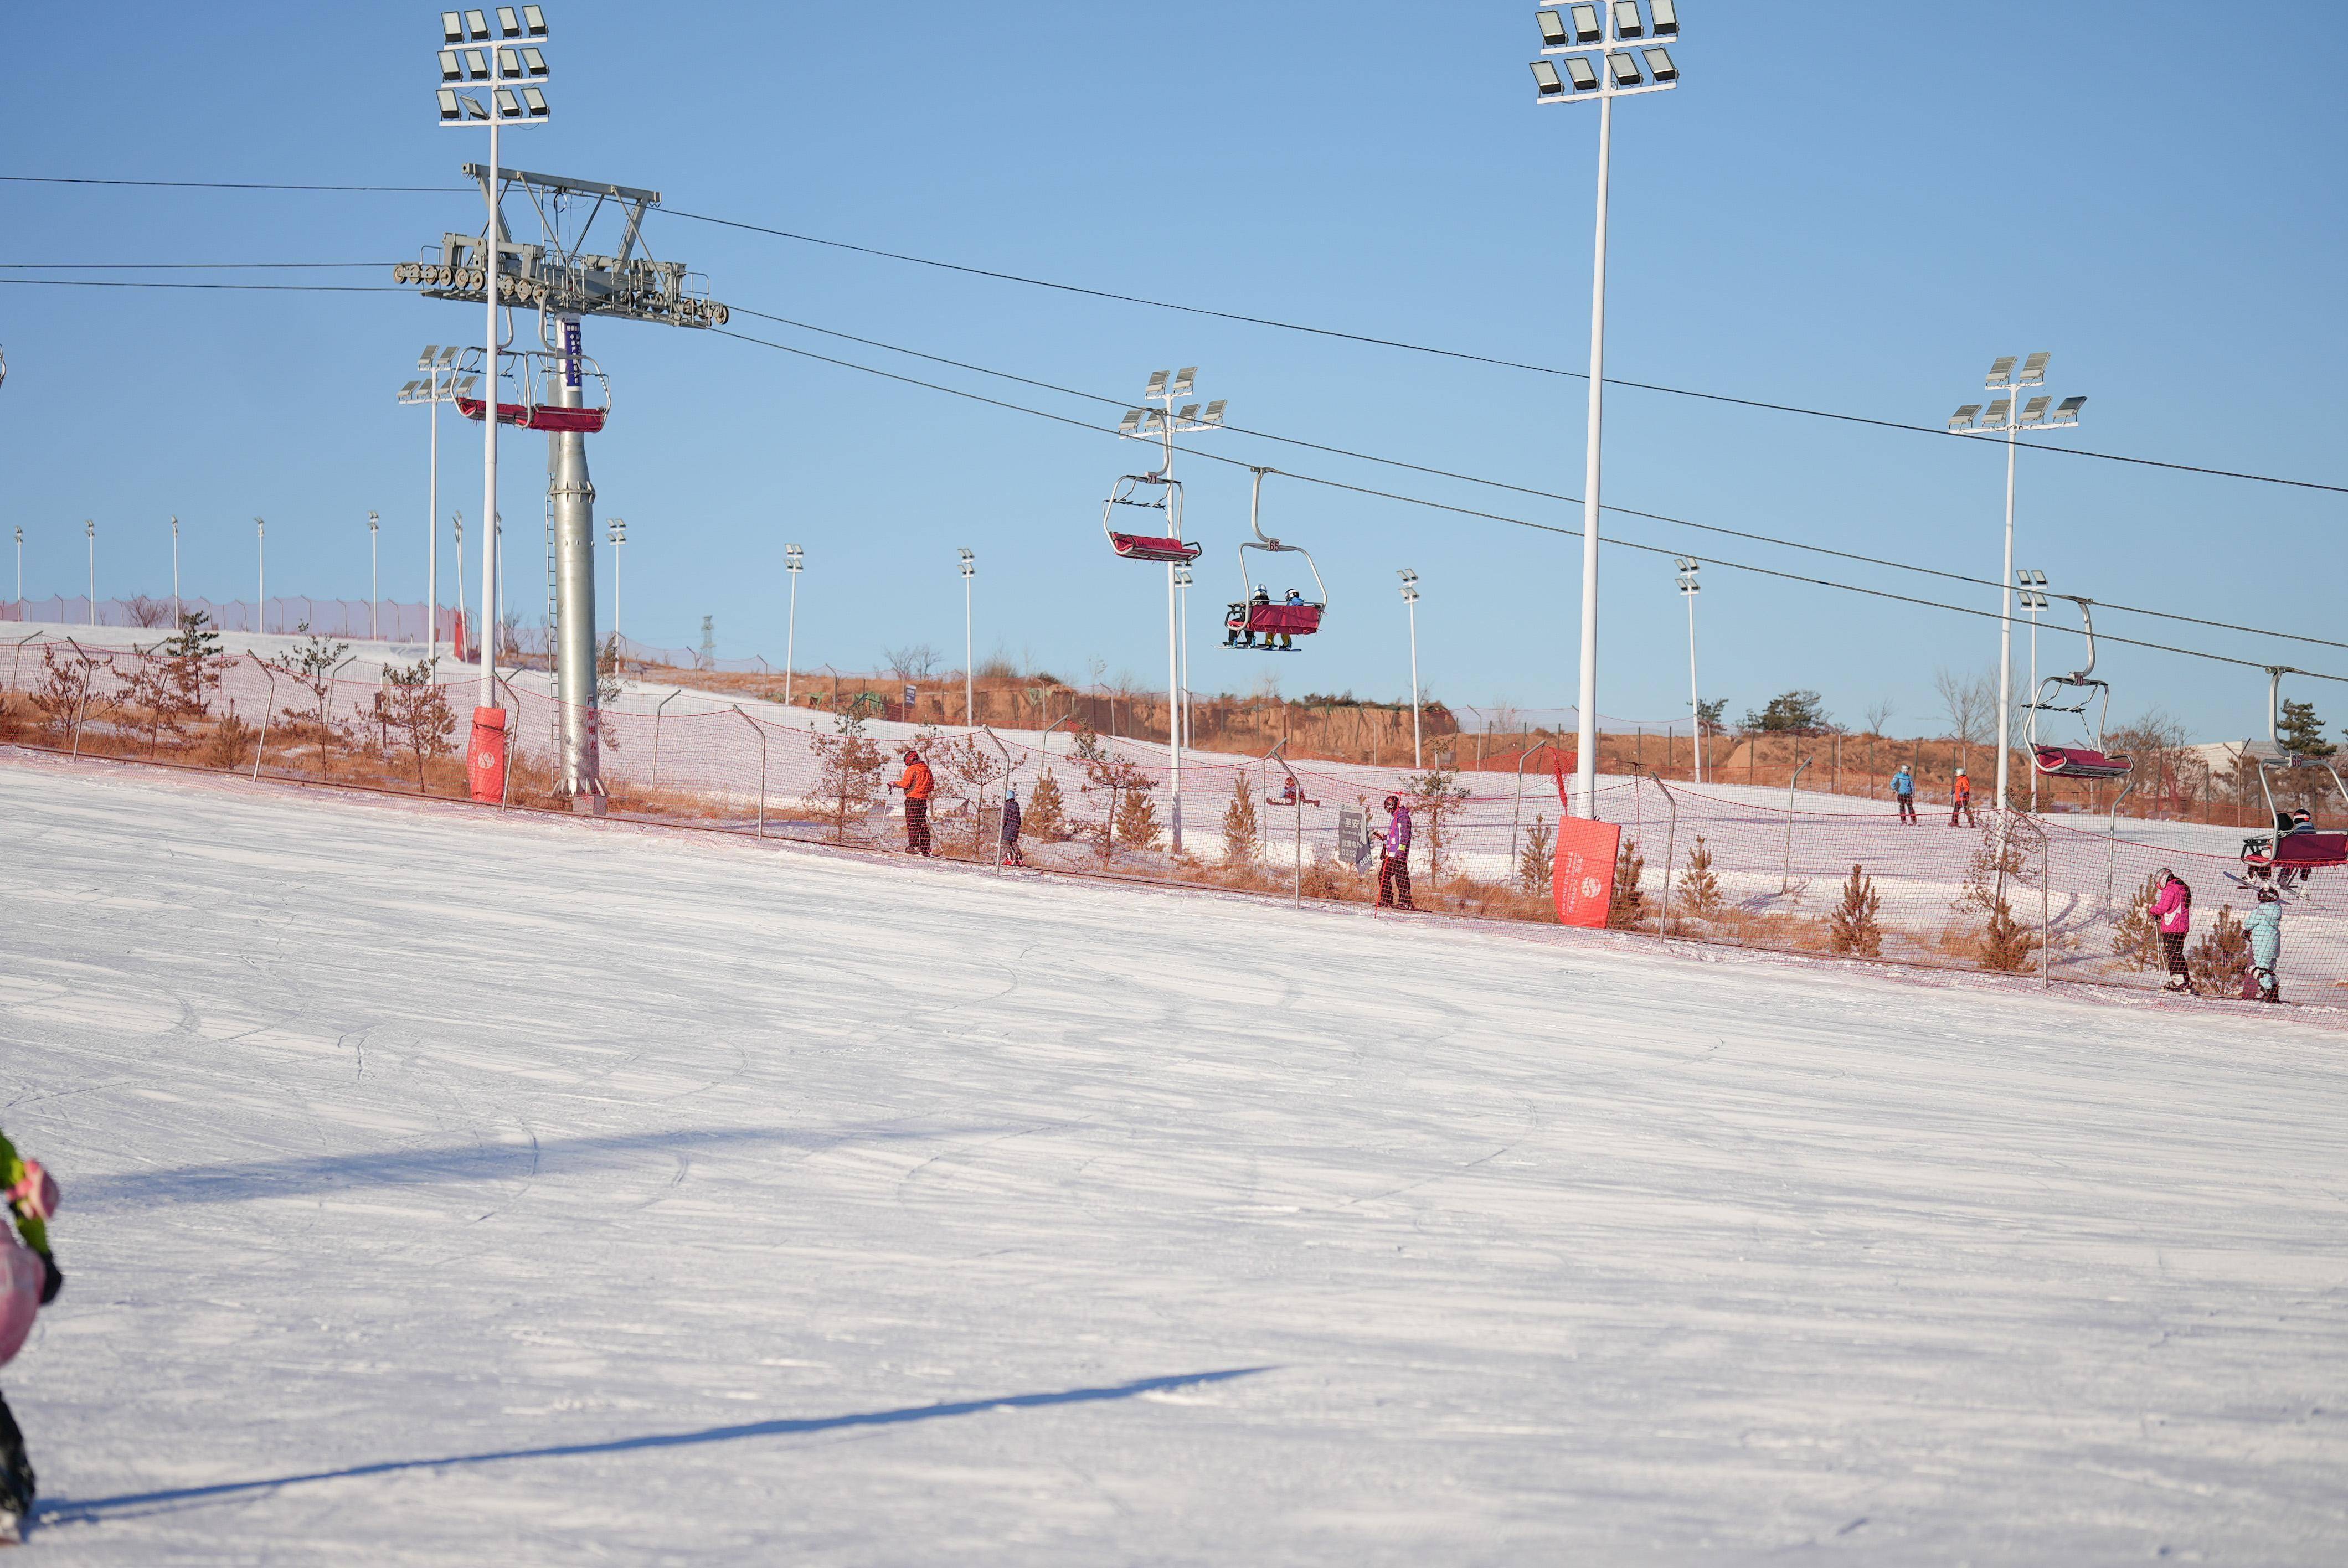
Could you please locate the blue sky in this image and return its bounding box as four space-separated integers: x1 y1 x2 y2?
2 3 2341 741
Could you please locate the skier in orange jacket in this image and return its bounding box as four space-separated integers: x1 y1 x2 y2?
1949 767 1977 828
890 749 935 856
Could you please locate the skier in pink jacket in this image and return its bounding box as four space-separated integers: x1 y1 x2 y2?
2150 869 2196 993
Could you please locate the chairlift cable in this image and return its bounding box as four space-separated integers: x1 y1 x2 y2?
711 324 2348 687
666 207 2347 498
2 174 2333 494
0 277 403 293
727 305 2348 658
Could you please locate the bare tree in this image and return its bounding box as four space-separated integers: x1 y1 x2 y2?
1862 697 1896 737
882 642 941 683
1933 666 1996 771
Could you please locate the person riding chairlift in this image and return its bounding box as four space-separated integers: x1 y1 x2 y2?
1269 587 1305 652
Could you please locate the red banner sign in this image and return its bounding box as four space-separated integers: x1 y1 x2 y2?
1553 816 1621 929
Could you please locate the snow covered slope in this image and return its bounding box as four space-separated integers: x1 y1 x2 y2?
2 752 2342 1565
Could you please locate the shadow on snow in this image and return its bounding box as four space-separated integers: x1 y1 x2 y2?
38 1368 1273 1527
68 1122 1029 1209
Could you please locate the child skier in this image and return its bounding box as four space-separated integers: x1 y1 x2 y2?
1949 767 1976 828
1892 764 1917 825
2244 886 2283 1003
0 1128 63 1538
2150 869 2197 994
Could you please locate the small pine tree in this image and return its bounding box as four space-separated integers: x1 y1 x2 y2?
1024 767 1068 841
1606 838 1647 930
1518 813 1555 896
1403 755 1471 884
2110 870 2165 969
1829 863 1883 956
205 707 258 771
369 659 457 790
1221 773 1260 864
1677 834 1724 922
32 644 102 744
1114 778 1163 853
2188 905 2252 994
267 624 353 773
809 708 888 843
1978 897 2039 972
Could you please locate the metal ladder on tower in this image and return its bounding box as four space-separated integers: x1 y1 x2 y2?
544 457 562 760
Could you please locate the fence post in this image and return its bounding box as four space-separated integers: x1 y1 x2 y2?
2100 776 2140 912
2040 826 2052 989
63 638 92 757
982 725 1015 877
1781 756 1812 894
9 631 38 692
1634 764 1680 931
1510 740 1565 873
492 668 523 809
732 703 766 838
651 689 683 786
252 654 277 779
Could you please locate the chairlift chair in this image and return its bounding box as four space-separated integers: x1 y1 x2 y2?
2025 597 2131 780
454 345 612 435
1224 468 1327 651
1100 472 1201 565
2238 667 2348 884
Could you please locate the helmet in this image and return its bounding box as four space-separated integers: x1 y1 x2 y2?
904 749 920 762
2258 885 2282 902
1384 794 1400 809
1956 766 1966 775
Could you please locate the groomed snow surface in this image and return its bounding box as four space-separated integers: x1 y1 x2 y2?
2 752 2342 1565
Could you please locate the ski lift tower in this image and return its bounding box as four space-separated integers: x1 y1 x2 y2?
395 149 725 809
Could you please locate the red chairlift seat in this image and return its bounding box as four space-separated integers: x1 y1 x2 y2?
456 395 607 435
2244 831 2348 871
1243 602 1324 637
1109 531 1201 565
2032 744 2130 780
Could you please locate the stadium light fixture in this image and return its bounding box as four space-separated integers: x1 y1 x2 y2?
1525 0 1684 818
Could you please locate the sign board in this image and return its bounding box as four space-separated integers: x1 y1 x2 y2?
1337 808 1374 869
903 684 919 707
1553 816 1621 929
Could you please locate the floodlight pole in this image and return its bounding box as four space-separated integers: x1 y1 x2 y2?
478 117 501 712
783 543 802 706
2023 577 2042 814
609 518 625 648
1950 358 2084 812
84 520 94 626
1531 7 1682 816
1999 417 2015 807
427 367 441 662
1678 560 1703 784
1573 89 1612 820
367 510 380 638
169 515 180 625
254 517 264 633
1399 571 1423 770
960 548 976 726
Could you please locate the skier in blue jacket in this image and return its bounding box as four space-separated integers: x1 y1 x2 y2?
2244 886 2283 1003
1891 765 1916 825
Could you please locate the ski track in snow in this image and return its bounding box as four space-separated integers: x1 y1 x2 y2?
0 750 2344 1565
